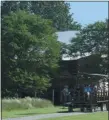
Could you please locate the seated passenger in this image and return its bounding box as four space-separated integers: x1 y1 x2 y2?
84 85 92 93
84 85 88 93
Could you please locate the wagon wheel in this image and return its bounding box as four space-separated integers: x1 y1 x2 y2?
106 102 109 111
90 108 95 112
68 105 73 112
89 106 95 112
80 107 85 112
100 103 104 111
88 105 96 112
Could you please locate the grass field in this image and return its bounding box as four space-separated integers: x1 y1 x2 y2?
2 97 108 120
2 97 56 118
2 106 68 118
41 112 108 120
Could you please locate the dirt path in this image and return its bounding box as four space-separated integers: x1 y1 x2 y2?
3 112 86 120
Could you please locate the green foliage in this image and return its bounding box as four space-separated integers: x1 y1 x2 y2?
1 1 81 97
2 10 60 97
69 21 108 56
30 1 81 30
69 20 108 74
8 68 51 92
59 42 69 59
1 1 81 30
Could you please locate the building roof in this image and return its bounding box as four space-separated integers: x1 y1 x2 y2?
79 72 108 77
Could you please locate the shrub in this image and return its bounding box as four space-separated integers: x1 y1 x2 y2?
2 97 54 111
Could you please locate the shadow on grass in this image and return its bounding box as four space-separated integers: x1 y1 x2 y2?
57 111 70 113
16 112 39 116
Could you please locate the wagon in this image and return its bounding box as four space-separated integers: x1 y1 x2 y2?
61 73 109 112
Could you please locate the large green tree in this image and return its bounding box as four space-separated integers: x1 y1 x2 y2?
1 1 81 31
68 21 108 74
2 10 60 97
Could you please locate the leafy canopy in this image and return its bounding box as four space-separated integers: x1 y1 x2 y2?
69 21 108 57
2 10 61 97
1 1 81 31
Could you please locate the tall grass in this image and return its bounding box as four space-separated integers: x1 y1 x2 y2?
2 97 54 111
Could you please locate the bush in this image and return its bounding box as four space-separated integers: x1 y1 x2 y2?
2 97 54 111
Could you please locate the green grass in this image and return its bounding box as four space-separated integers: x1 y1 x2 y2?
2 97 56 118
41 112 108 120
2 106 68 118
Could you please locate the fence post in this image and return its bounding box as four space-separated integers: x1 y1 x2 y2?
52 89 55 105
35 91 37 98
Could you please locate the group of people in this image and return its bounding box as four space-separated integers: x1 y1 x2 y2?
73 84 97 94
61 84 97 104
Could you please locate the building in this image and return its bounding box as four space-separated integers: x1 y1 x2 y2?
51 31 108 104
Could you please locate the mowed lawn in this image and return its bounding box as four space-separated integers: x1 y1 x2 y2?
2 106 68 118
41 112 108 120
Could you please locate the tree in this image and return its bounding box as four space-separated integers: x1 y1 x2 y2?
1 1 81 31
69 20 108 74
58 42 69 59
69 21 108 56
30 1 81 30
1 10 60 97
1 1 31 16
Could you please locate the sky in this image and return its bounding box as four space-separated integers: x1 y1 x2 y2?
56 31 79 44
69 2 108 26
57 2 108 44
